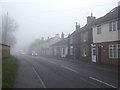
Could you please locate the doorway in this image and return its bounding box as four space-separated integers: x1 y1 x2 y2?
92 46 96 62
98 46 102 63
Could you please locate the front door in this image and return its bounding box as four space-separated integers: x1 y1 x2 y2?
92 45 96 62
98 46 102 63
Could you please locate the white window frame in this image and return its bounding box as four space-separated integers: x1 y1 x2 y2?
70 46 73 55
109 21 118 32
109 44 120 59
82 46 87 57
82 32 88 42
97 25 101 34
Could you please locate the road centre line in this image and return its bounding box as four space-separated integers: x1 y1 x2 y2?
61 65 78 73
89 77 117 88
47 61 58 65
32 67 47 88
24 59 47 88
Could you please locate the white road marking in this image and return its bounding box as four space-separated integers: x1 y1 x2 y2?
32 67 47 88
61 65 78 73
89 77 117 88
47 61 58 65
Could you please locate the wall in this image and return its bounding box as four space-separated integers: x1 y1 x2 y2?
0 44 10 58
79 29 93 61
95 41 120 65
93 21 119 43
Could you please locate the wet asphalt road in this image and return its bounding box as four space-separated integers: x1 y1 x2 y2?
12 54 119 88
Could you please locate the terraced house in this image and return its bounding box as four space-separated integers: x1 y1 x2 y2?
91 6 120 65
68 14 96 61
68 22 80 59
52 5 119 66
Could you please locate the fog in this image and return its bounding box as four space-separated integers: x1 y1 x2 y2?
1 0 119 52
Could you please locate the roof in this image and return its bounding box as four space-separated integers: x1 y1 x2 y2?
70 21 94 36
93 6 119 26
52 38 68 46
0 43 10 47
69 6 119 36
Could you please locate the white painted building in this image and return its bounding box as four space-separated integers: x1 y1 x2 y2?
52 38 68 58
91 6 120 65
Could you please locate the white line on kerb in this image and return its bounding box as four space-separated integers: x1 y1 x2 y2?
32 67 46 88
89 77 117 88
61 65 78 73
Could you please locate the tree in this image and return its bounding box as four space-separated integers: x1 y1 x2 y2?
2 13 18 47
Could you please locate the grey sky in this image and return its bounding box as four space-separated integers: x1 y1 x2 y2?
1 0 119 50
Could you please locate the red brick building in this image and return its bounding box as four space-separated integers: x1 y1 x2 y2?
91 6 120 65
0 44 10 58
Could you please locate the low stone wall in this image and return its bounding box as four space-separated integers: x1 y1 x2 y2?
0 44 10 58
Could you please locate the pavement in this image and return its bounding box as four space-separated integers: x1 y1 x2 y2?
12 54 119 88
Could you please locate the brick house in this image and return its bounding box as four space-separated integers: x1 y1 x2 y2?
91 6 120 65
79 22 95 61
68 15 96 61
68 33 74 58
68 23 81 59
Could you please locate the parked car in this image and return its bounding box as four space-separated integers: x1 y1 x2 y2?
32 52 38 56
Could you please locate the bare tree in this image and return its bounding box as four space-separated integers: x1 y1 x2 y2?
2 13 18 47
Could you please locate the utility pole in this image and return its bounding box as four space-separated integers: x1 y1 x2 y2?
4 12 8 45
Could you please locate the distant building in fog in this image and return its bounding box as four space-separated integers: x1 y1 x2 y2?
39 34 61 55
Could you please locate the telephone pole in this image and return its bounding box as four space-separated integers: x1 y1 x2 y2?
4 12 8 45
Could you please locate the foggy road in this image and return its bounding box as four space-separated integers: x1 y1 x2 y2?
13 54 119 88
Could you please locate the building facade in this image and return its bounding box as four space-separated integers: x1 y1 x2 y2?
92 6 120 65
68 14 95 61
38 34 61 56
52 37 68 58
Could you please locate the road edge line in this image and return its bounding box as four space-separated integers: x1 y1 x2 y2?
32 67 47 88
89 77 117 88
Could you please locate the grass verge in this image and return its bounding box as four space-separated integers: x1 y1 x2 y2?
2 56 18 88
0 58 2 89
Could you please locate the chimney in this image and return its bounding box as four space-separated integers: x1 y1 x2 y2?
118 1 120 6
75 22 80 30
87 13 96 24
61 32 64 39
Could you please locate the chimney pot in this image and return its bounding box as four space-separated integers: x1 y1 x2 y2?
61 32 64 39
87 13 96 24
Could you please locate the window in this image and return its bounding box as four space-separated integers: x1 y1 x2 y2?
109 22 112 31
81 32 88 42
62 48 65 55
97 25 101 34
70 37 73 44
93 49 96 55
109 44 120 59
109 21 117 32
70 46 73 55
118 44 120 58
82 46 88 57
117 19 120 30
113 21 117 31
